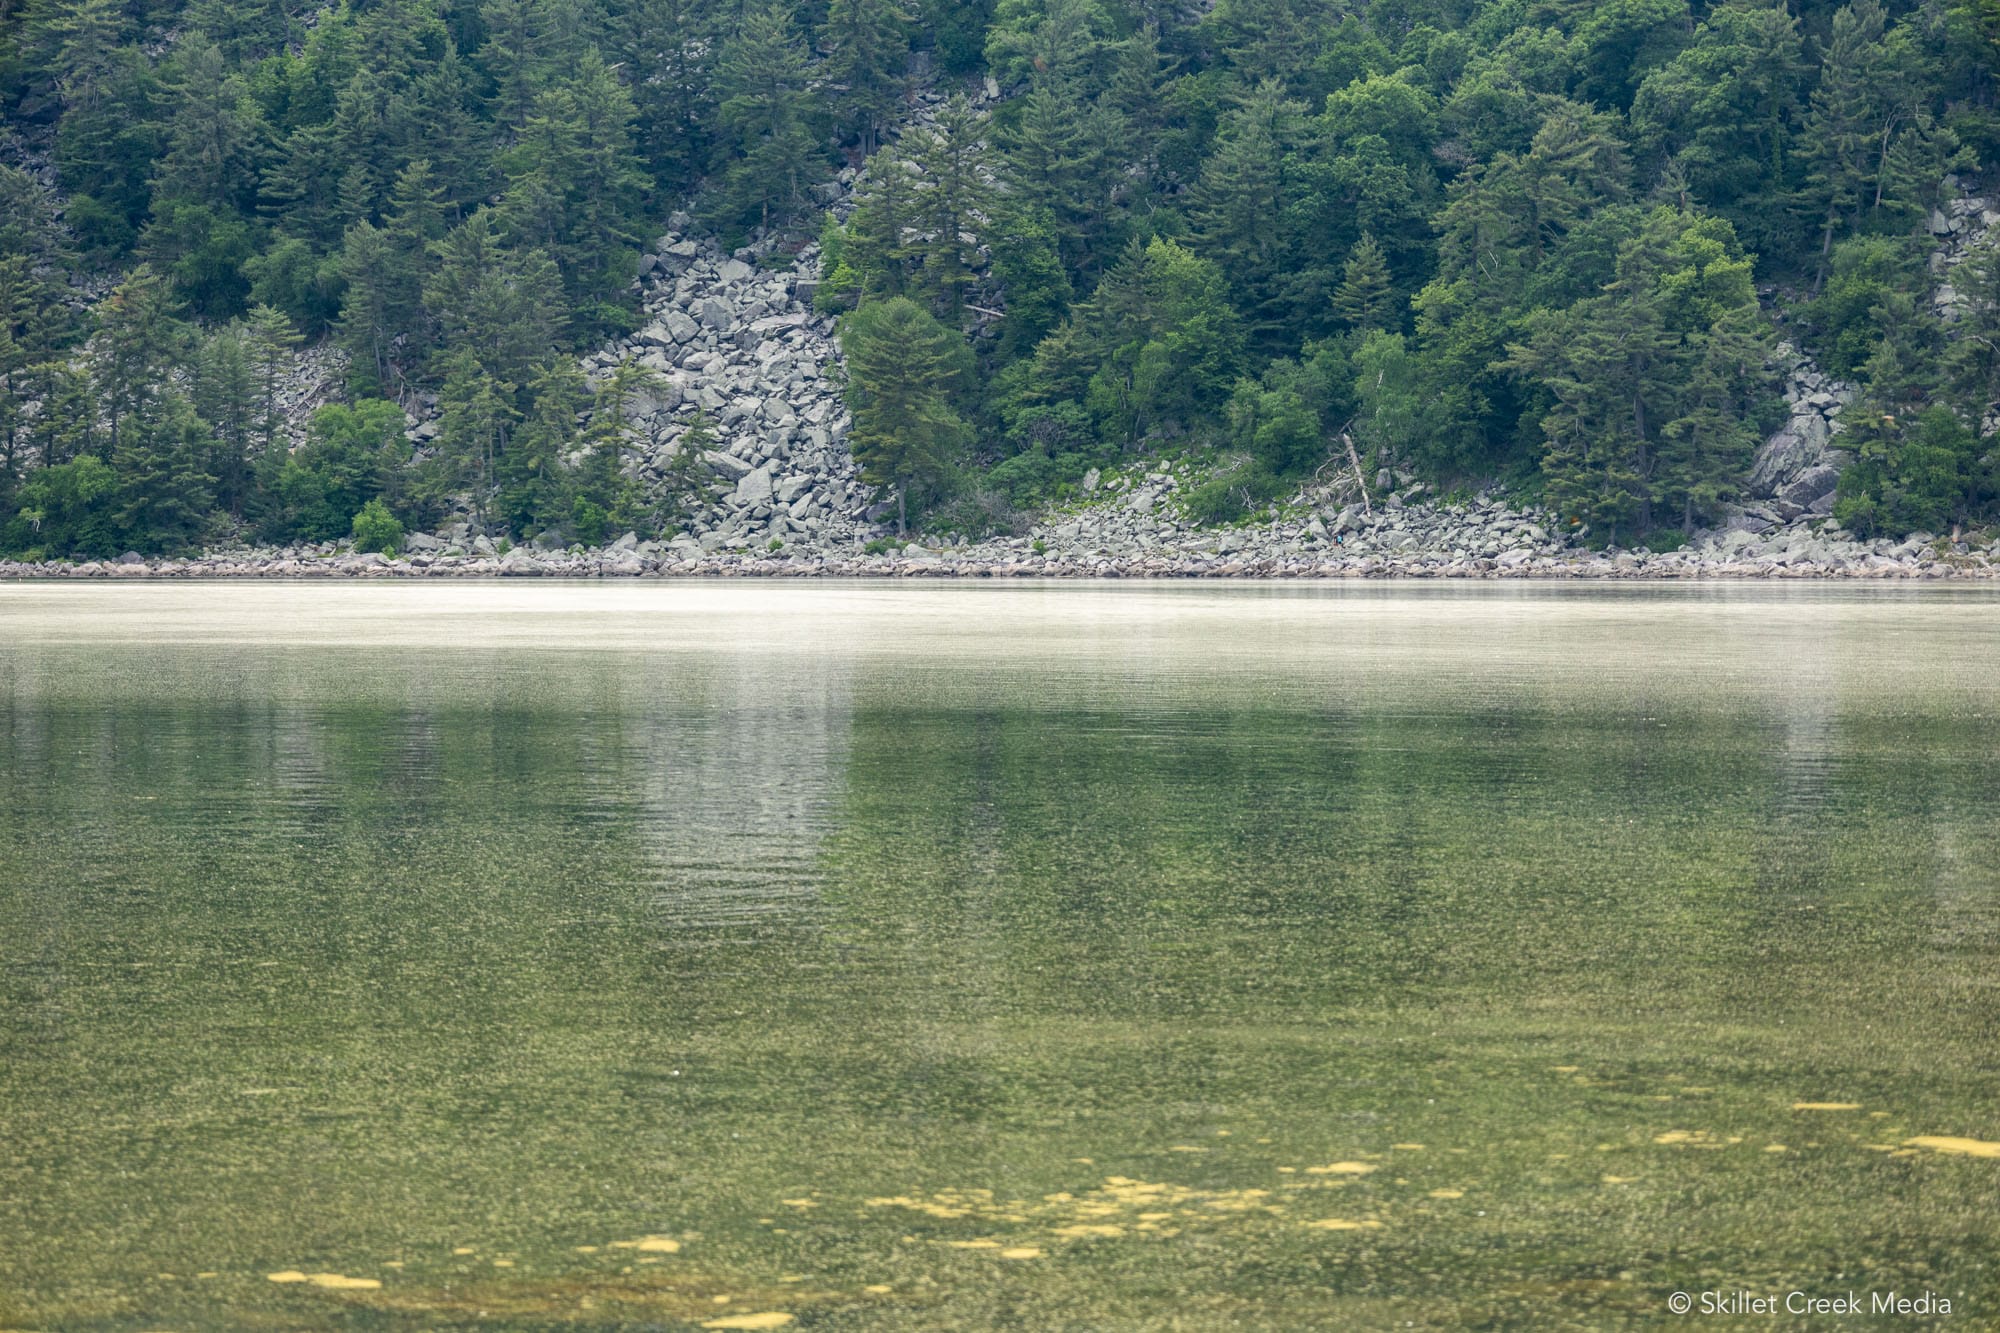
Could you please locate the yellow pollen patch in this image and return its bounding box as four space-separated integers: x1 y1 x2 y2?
944 1239 1001 1249
1168 1146 1207 1153
780 1199 817 1209
626 1236 680 1253
1551 1066 1579 1073
1428 1189 1464 1199
1905 1135 2000 1158
1305 1162 1375 1175
1602 1175 1639 1184
1391 1143 1424 1151
491 1260 513 1268
1764 1144 1788 1153
304 1274 380 1290
1304 1218 1382 1231
574 1246 599 1253
1792 1102 1861 1111
267 1272 308 1283
1051 1224 1123 1238
701 1315 795 1330
864 1284 893 1294
999 1247 1044 1259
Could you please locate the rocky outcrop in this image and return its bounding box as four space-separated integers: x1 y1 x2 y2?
1927 185 2000 326
578 218 878 556
1747 342 1855 514
33 458 1995 579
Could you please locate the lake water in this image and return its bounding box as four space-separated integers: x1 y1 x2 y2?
2 582 1997 1330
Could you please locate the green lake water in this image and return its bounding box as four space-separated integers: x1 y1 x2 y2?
2 581 1997 1330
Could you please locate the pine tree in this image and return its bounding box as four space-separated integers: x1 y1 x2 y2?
1331 233 1394 332
1188 80 1298 349
1800 0 1892 277
112 393 216 553
821 0 910 154
435 347 519 534
714 2 824 234
337 219 399 392
908 96 993 322
245 304 303 459
609 0 716 194
194 322 259 518
478 0 555 129
838 155 920 300
92 266 189 455
839 296 974 532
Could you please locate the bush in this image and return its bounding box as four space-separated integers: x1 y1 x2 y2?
1182 455 1286 526
258 400 409 543
572 496 609 545
1833 406 1988 537
350 498 403 555
1807 238 1924 378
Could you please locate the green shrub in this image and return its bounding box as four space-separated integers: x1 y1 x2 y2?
1834 406 1988 537
350 498 403 555
572 496 609 545
1182 456 1286 526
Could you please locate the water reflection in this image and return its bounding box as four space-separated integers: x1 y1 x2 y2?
2 582 1998 1330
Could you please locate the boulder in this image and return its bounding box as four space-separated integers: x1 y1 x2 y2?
1749 412 1834 496
704 450 754 480
1778 464 1841 508
734 464 775 506
662 309 699 343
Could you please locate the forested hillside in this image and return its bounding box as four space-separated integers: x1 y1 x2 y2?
2 0 1998 557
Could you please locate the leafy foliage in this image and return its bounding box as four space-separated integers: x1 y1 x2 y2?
3 0 1999 551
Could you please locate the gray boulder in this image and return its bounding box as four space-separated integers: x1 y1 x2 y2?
1749 412 1833 496
704 450 754 480
735 464 775 506
1778 464 1841 508
662 309 699 343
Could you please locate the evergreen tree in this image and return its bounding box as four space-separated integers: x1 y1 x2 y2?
1331 233 1394 332
92 266 189 455
112 393 216 553
194 322 259 518
839 296 974 532
907 96 994 321
245 303 303 459
821 0 909 153
714 2 823 234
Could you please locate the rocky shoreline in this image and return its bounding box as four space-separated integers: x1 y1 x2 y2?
13 469 1997 581
6 506 1993 581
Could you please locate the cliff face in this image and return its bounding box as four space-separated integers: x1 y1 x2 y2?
1748 183 2000 519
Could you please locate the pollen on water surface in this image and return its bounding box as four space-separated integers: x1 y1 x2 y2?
700 1315 794 1330
1792 1102 1862 1111
266 1271 381 1290
1905 1135 2000 1157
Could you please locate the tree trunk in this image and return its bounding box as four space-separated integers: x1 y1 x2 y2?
896 484 906 536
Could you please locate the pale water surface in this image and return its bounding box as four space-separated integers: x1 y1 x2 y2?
2 582 1998 1329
